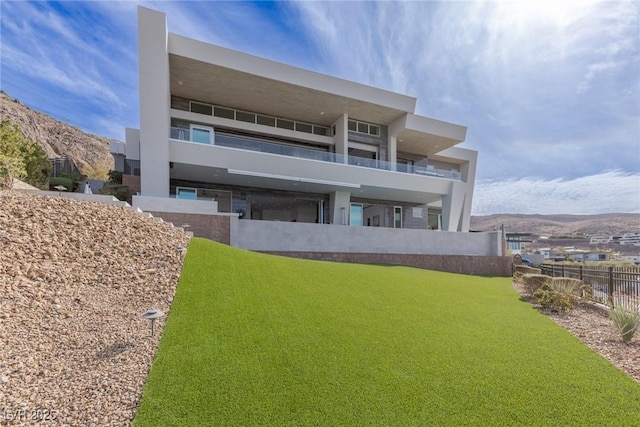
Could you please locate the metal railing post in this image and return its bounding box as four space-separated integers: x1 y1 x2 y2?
608 266 614 308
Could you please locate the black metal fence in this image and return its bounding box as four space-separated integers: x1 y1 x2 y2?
540 264 640 309
50 156 80 177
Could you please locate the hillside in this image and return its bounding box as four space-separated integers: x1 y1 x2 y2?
0 90 115 177
0 191 189 426
471 213 640 237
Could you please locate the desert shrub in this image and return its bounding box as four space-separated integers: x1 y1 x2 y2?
49 177 73 191
534 277 584 312
609 296 640 343
521 274 551 295
513 265 541 280
551 277 584 297
107 169 123 185
99 184 129 202
1 120 51 189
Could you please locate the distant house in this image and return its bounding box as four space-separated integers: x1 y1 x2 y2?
506 233 533 255
618 255 640 265
619 233 640 246
590 232 640 246
568 251 610 262
589 236 611 244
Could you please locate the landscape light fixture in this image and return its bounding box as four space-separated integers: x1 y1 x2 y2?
141 309 164 336
54 185 67 196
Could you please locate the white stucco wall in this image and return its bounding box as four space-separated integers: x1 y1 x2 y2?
138 7 170 196
133 195 218 215
234 220 503 256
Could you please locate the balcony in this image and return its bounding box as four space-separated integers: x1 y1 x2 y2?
169 127 461 180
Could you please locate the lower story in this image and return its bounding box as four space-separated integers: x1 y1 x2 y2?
125 175 446 230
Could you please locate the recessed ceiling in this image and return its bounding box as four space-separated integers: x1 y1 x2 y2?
169 54 409 127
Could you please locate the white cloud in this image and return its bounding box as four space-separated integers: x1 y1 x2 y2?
473 170 640 215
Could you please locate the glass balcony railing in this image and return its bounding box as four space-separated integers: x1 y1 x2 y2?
169 127 461 180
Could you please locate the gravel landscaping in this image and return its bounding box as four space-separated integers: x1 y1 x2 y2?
0 191 188 426
513 281 640 383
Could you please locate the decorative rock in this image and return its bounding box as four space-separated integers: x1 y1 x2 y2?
0 191 189 426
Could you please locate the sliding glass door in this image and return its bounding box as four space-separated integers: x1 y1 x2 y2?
350 203 363 226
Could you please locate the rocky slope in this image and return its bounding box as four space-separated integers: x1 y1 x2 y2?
0 91 114 176
0 191 189 426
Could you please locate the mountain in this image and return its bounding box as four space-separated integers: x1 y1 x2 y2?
0 90 115 178
471 213 640 237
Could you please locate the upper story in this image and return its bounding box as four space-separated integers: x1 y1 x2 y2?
131 6 476 190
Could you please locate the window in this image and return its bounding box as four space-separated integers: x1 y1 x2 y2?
190 102 213 116
295 122 313 133
313 125 329 136
348 119 381 136
176 187 197 200
394 206 402 228
257 115 276 127
236 111 256 124
183 99 333 138
214 106 234 119
189 124 214 144
276 119 295 130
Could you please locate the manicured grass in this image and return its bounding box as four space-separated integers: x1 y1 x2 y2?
134 238 640 426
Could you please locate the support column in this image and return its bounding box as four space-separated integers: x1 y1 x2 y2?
330 191 351 225
441 181 466 232
138 6 171 197
388 135 397 171
333 114 348 164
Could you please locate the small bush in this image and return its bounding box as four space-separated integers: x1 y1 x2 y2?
534 277 585 312
521 274 550 295
514 265 541 280
551 277 584 297
609 297 640 343
98 184 129 202
49 177 73 191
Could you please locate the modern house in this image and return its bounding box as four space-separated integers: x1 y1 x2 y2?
111 7 507 274
505 233 534 255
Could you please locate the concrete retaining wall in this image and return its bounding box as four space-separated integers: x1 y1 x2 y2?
262 251 513 276
233 220 503 256
147 211 236 244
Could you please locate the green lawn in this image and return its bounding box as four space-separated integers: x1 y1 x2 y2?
134 238 640 426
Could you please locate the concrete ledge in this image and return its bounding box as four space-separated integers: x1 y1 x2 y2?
133 195 218 214
262 251 513 277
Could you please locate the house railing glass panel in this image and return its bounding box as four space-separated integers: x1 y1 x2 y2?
170 127 461 180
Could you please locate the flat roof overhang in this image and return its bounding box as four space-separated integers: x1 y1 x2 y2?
168 140 453 205
170 163 447 205
391 113 468 158
168 33 417 127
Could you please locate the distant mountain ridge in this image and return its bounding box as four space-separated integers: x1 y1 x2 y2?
0 90 115 177
471 213 640 237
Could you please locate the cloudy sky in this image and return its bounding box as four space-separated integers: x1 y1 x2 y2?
1 1 639 215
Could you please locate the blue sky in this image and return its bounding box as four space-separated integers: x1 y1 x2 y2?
1 0 639 215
